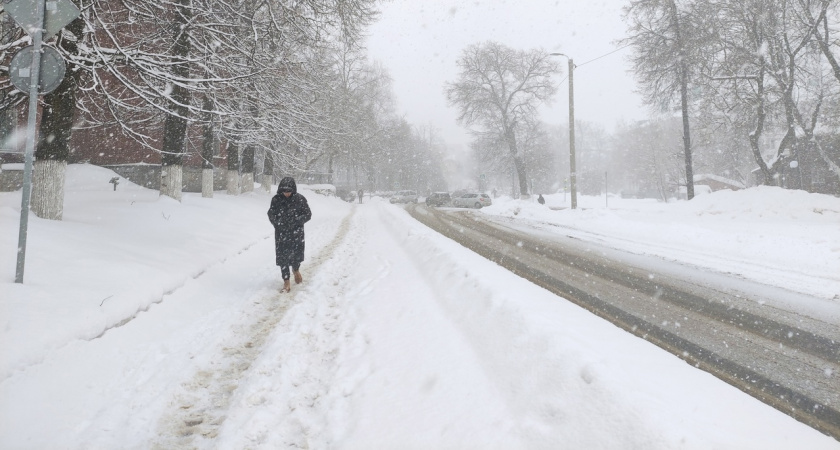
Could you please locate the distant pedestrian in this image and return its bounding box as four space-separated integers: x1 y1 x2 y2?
267 177 312 293
492 188 497 198
537 194 545 205
358 189 364 204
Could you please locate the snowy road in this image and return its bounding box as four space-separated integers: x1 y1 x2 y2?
406 203 840 439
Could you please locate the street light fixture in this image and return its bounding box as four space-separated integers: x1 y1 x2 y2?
550 52 577 209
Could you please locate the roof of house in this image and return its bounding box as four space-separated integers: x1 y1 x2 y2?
693 173 746 189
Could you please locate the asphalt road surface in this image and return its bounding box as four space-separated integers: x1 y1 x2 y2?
406 203 840 440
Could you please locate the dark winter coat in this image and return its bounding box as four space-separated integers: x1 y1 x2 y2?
267 177 312 267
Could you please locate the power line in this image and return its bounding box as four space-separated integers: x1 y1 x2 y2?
577 43 633 68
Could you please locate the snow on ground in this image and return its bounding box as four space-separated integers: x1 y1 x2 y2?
1 164 838 448
482 189 840 302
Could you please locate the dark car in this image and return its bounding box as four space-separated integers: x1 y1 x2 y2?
425 192 451 207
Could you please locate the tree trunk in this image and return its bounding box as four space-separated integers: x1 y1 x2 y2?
669 0 694 200
32 19 83 220
226 142 240 195
227 171 241 195
262 154 274 192
512 155 529 197
33 79 73 219
748 67 775 185
159 0 192 201
200 95 215 198
241 145 255 193
241 173 254 193
328 152 335 185
202 168 214 196
31 160 67 220
504 127 529 197
160 165 183 200
679 64 694 199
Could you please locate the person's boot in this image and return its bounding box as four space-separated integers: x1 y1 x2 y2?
293 270 303 284
282 279 291 293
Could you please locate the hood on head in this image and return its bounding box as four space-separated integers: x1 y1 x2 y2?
277 177 297 194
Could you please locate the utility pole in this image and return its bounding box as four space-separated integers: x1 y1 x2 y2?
550 53 577 209
605 171 608 208
567 57 577 209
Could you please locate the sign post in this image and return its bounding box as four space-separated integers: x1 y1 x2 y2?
13 0 46 284
6 0 80 283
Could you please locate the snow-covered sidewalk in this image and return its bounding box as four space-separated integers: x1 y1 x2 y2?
1 164 838 448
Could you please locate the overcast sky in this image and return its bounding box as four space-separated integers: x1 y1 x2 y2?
365 0 650 152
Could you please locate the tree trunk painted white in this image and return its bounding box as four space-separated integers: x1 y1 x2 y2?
261 174 272 192
241 172 254 193
227 170 241 195
160 165 183 201
31 159 66 220
201 168 214 198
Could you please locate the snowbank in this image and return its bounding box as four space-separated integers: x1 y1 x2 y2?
481 188 840 300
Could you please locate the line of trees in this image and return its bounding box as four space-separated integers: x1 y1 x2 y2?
624 0 840 195
1 0 447 220
446 1 840 200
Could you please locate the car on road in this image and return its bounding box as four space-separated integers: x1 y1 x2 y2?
389 190 419 204
451 192 492 209
425 192 451 207
336 188 356 202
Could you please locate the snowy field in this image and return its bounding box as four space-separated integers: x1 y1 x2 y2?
1 164 838 449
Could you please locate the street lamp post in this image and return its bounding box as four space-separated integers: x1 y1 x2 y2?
550 53 577 209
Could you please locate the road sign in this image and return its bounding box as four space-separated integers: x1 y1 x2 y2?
10 0 80 284
9 46 66 94
5 0 81 41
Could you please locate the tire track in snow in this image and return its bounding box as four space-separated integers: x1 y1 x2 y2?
91 237 272 340
0 236 272 385
151 207 357 449
512 216 839 299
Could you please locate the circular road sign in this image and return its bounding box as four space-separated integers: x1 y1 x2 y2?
9 46 67 95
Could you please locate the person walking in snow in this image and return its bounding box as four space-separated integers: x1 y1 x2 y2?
267 177 312 292
537 194 545 205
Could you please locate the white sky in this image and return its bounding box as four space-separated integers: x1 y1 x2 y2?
1 164 839 447
365 0 649 151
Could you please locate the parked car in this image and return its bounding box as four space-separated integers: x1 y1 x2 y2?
451 192 492 208
336 187 356 202
425 192 451 207
389 190 419 204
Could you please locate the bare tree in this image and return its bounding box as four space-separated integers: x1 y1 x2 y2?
692 0 831 187
796 0 840 181
29 18 85 219
445 41 560 197
623 0 702 198
0 0 380 215
613 118 684 201
575 121 612 196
